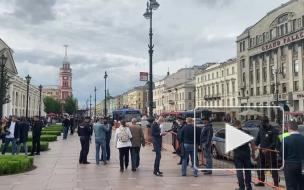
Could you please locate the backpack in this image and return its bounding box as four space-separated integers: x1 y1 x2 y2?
118 127 129 142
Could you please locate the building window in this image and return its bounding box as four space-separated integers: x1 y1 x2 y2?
249 71 253 84
282 83 287 93
263 86 267 95
216 84 219 94
271 84 275 94
256 87 260 96
250 88 253 96
227 68 229 75
256 69 260 83
226 82 230 94
188 92 192 100
282 62 287 78
232 98 235 106
294 60 299 77
212 73 214 79
232 67 235 74
241 59 245 68
232 81 235 93
270 65 275 81
294 81 299 91
262 66 267 82
212 86 215 95
227 99 230 106
242 73 246 86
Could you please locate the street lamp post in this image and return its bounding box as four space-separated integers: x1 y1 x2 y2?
94 86 97 120
25 74 31 119
89 94 92 118
143 0 159 123
38 85 43 118
104 71 108 117
0 54 7 118
273 68 282 124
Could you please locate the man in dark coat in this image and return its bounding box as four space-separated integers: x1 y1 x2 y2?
17 117 30 155
102 117 113 161
78 117 93 164
30 116 43 156
62 116 71 140
151 116 167 176
200 115 213 175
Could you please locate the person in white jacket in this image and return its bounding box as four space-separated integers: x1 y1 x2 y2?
114 120 132 172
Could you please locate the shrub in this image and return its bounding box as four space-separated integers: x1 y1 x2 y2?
43 125 63 132
1 141 49 153
41 131 61 136
0 155 34 175
28 135 57 142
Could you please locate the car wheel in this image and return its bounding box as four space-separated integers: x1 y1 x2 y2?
212 145 219 159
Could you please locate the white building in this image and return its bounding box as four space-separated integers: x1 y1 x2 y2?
237 0 304 119
195 58 238 108
1 39 45 118
153 66 206 115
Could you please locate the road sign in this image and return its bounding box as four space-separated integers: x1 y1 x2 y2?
140 72 148 81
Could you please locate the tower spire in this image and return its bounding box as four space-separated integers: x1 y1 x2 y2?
64 44 68 58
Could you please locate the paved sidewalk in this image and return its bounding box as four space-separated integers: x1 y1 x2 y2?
0 134 272 190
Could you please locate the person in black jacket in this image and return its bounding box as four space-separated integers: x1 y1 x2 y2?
30 116 43 156
151 116 167 176
200 115 213 175
283 121 304 190
1 116 19 155
62 116 71 140
180 117 199 177
17 117 30 155
78 117 93 164
102 117 112 161
255 116 279 187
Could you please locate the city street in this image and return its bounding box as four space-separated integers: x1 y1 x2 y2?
0 133 274 190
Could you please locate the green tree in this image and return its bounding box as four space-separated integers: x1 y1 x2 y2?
43 96 61 114
0 58 11 118
63 96 77 115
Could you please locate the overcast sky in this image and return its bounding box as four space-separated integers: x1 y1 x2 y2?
0 0 288 107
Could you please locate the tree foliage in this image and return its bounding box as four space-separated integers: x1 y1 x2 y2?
43 96 61 114
0 62 11 118
63 96 77 115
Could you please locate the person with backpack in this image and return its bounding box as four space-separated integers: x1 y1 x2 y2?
114 120 132 172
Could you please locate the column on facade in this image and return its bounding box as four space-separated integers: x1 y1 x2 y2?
288 46 294 91
298 43 304 110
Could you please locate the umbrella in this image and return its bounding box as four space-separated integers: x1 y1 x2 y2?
239 109 263 116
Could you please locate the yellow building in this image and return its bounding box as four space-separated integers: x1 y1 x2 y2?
123 86 147 114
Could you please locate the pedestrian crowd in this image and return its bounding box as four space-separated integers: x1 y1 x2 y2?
0 115 45 156
77 116 145 174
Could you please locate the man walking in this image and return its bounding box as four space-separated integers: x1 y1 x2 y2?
151 116 167 176
129 118 145 171
283 121 304 190
78 117 92 164
93 117 109 165
200 115 213 175
2 116 19 155
30 116 43 156
62 115 70 140
233 120 255 190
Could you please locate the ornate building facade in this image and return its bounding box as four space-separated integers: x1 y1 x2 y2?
1 39 44 117
237 0 304 118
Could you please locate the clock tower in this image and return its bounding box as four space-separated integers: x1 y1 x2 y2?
59 45 72 102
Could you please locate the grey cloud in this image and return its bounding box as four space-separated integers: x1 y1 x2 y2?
196 0 235 8
12 0 56 24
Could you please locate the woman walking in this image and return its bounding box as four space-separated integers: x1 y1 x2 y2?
114 120 132 172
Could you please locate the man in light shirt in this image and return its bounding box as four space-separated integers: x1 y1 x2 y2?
1 116 19 155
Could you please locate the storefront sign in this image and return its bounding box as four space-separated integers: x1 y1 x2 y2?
140 72 148 81
262 29 304 52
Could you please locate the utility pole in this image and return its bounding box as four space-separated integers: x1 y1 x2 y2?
94 86 97 120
